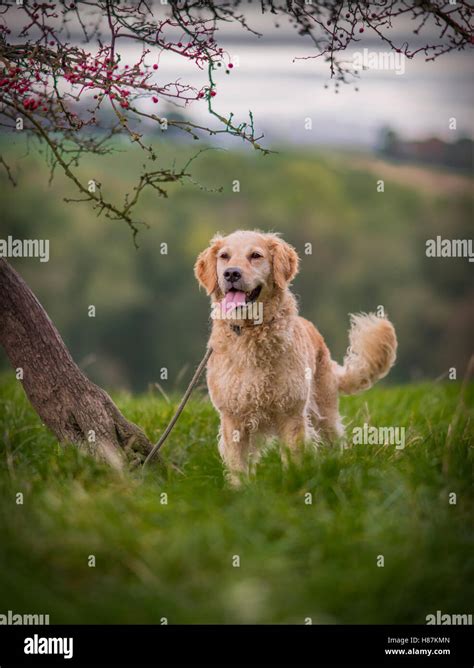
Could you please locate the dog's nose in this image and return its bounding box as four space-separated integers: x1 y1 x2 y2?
224 267 242 283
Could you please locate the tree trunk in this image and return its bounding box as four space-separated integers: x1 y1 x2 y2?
0 259 152 468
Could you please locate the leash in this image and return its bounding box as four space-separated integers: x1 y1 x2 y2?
142 346 213 468
142 312 270 467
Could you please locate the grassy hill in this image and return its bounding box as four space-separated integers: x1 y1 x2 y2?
0 373 472 624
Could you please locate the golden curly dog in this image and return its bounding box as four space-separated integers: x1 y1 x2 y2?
195 230 397 485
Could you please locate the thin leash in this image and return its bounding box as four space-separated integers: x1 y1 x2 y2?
142 346 213 468
142 314 270 467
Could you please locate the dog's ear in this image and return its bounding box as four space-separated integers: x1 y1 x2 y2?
268 235 299 289
194 236 222 295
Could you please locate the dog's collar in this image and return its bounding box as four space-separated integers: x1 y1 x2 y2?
230 317 275 336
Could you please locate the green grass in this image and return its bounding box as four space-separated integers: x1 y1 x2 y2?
0 374 472 624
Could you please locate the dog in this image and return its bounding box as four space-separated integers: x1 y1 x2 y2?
194 230 397 485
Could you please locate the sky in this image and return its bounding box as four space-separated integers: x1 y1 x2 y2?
4 2 474 148
152 13 474 148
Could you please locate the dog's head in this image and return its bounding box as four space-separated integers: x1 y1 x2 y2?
194 230 299 312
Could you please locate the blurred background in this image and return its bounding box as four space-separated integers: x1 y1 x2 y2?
0 9 473 393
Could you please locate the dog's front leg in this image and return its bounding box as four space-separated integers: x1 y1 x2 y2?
218 414 251 487
276 413 307 466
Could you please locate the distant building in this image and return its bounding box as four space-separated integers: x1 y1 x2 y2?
376 127 473 172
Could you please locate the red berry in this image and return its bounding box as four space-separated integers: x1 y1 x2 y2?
210 90 216 97
359 27 364 33
152 96 158 103
153 64 158 70
228 63 233 69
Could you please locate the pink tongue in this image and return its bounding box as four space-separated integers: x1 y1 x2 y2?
223 290 246 312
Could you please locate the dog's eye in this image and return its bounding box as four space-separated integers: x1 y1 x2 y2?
250 252 262 260
219 252 230 260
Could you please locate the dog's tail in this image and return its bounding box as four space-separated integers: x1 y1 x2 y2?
334 313 397 395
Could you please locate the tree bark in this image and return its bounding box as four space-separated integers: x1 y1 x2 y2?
0 258 152 468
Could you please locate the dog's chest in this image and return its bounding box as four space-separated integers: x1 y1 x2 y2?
207 329 309 419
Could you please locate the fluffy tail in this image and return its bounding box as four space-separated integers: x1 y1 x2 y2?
334 313 397 395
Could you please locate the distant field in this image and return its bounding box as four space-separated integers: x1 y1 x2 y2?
0 373 472 624
339 153 473 195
